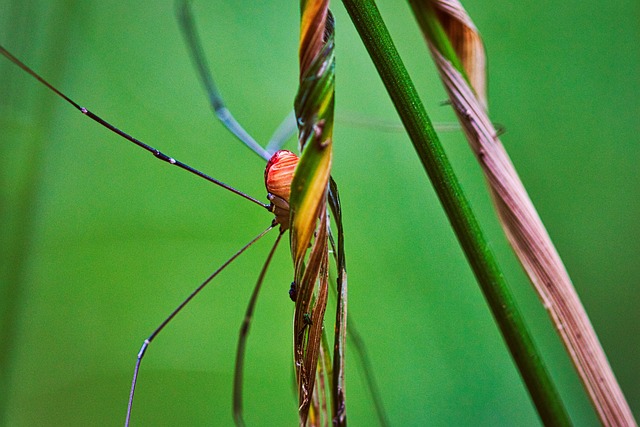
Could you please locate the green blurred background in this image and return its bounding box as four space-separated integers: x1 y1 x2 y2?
1 1 638 425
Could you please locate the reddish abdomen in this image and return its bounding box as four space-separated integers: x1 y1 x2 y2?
265 150 298 201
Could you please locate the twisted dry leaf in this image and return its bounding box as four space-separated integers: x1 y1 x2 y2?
291 2 343 425
411 0 636 424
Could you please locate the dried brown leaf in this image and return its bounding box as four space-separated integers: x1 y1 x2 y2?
430 0 487 107
417 1 636 424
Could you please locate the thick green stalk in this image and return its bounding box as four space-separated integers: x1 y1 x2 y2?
340 1 571 425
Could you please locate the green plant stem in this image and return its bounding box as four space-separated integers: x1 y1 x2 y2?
340 1 571 425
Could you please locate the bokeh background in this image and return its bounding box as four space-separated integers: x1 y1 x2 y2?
1 1 638 425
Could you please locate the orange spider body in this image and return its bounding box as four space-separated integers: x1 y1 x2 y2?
264 149 299 230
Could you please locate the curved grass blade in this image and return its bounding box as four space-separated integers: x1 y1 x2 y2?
409 1 636 425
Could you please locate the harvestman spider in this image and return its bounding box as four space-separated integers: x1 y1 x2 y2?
1 1 388 425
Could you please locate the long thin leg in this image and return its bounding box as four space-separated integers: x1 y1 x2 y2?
176 0 272 162
233 229 285 427
0 46 269 211
265 110 298 155
125 223 276 427
345 319 389 427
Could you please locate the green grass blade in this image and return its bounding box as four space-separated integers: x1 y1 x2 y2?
340 0 571 424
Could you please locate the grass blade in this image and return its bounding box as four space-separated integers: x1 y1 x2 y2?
291 3 336 425
409 1 636 425
340 0 571 424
